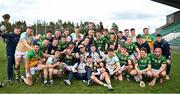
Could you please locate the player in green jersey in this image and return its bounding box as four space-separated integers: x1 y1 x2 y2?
21 43 48 86
106 34 118 50
61 47 75 85
123 37 140 65
115 44 132 81
40 30 52 41
94 30 106 51
58 35 69 52
33 38 49 54
148 47 166 86
130 48 152 87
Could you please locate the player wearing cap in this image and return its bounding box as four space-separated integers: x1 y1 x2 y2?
0 14 12 34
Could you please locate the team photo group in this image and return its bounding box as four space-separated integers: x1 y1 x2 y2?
1 14 172 90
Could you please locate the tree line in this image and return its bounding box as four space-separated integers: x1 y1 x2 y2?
11 19 119 35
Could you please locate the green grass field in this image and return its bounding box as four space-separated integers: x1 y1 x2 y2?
0 40 180 93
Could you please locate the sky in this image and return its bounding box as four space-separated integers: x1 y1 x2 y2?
0 0 179 34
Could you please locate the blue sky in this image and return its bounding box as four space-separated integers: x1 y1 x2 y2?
0 0 179 34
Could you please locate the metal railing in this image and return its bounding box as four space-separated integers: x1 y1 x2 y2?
163 32 180 41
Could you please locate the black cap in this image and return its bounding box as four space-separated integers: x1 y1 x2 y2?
2 14 10 19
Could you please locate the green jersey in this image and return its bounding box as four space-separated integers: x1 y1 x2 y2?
123 43 138 55
61 54 74 66
40 35 46 42
58 41 69 51
115 50 130 66
102 35 110 42
107 39 118 49
38 41 48 53
136 55 151 70
94 38 106 51
26 49 43 61
151 54 166 70
26 49 43 68
40 35 51 42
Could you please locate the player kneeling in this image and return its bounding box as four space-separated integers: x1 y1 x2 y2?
148 47 166 86
21 43 48 86
130 48 152 87
115 45 133 81
46 50 65 85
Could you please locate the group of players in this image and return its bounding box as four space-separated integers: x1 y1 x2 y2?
2 21 171 90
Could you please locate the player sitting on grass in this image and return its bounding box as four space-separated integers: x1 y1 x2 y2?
46 50 65 85
61 47 75 85
115 44 133 81
20 43 48 86
130 48 152 87
148 47 166 86
71 55 92 86
102 48 121 81
90 57 114 90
